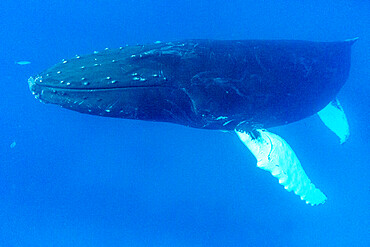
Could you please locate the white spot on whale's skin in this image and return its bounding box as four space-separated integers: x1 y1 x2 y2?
216 116 228 120
223 120 233 126
15 61 31 65
236 129 327 206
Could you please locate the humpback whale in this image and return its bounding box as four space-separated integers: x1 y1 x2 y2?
28 39 357 205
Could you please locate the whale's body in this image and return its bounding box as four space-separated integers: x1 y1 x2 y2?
28 39 354 131
28 39 357 205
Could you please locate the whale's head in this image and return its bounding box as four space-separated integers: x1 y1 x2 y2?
28 45 198 126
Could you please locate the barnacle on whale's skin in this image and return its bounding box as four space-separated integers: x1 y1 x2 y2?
28 39 357 206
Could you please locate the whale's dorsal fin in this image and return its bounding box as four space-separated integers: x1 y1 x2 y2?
318 98 349 144
235 129 327 206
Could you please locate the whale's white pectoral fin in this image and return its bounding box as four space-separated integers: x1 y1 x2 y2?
318 98 349 144
236 129 327 206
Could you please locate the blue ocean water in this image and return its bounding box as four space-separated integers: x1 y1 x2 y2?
0 0 369 246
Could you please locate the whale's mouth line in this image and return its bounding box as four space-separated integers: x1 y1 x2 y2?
29 77 175 92
37 83 172 91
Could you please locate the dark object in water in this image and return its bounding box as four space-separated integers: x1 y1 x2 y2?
28 39 357 205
